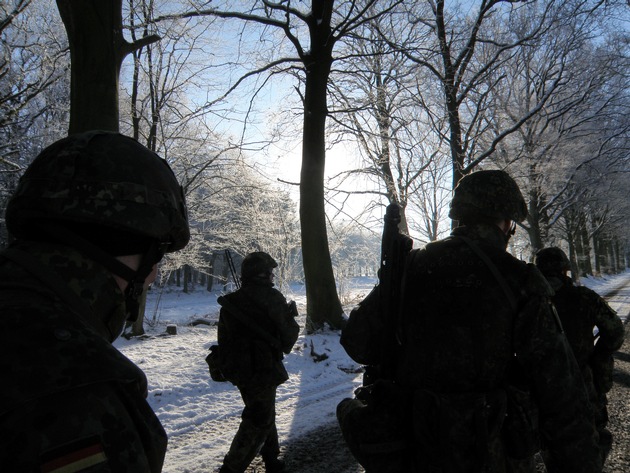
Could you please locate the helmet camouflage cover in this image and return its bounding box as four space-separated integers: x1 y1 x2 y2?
5 130 190 253
449 169 528 223
535 247 571 276
241 251 278 280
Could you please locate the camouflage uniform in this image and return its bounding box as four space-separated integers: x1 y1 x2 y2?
536 248 625 464
0 243 167 472
397 224 600 473
218 252 299 473
339 170 602 473
0 131 190 472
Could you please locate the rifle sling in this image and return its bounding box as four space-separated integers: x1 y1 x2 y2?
217 295 281 351
453 235 518 312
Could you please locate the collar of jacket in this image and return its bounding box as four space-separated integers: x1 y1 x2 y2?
9 241 127 341
241 278 274 288
451 223 510 250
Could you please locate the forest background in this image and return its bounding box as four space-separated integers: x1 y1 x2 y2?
1 0 628 333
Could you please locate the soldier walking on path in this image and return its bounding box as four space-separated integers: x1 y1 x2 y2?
217 252 300 473
535 247 625 465
339 170 603 473
0 131 190 472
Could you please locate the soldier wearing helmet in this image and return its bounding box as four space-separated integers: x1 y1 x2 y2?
536 247 624 466
338 170 602 473
216 251 299 473
0 131 190 472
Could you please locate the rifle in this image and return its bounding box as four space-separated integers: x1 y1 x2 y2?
225 249 241 290
366 203 413 384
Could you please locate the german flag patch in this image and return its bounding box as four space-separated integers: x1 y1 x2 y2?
40 436 108 472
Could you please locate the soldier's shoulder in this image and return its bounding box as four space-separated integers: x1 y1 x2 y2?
522 263 554 297
575 284 618 315
574 284 600 300
0 303 146 412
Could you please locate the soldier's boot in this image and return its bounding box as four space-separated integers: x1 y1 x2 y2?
263 457 286 473
218 465 241 473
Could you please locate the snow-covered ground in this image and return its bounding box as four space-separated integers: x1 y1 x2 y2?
114 272 630 473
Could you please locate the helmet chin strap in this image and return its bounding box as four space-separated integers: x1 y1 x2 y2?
36 223 166 323
122 241 165 322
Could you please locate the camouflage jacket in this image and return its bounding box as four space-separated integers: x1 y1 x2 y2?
395 224 602 473
547 274 625 394
0 241 167 472
217 280 299 388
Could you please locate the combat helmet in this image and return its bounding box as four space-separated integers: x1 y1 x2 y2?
449 169 527 223
535 247 571 276
241 251 277 282
5 130 190 329
6 130 189 252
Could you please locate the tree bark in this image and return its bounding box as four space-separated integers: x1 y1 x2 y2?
56 0 125 133
300 0 344 331
56 0 158 134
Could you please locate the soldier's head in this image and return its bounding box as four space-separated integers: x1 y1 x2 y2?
241 251 277 285
5 130 190 338
449 170 527 234
535 247 571 277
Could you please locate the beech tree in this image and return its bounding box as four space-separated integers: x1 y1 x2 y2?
155 0 404 331
56 0 159 133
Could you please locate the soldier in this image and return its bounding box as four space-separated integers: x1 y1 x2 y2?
0 131 190 472
339 170 602 473
217 252 300 473
535 247 625 464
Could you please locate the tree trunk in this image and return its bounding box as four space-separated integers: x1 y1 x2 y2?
56 0 159 135
300 0 344 332
182 265 189 293
578 214 593 276
207 253 217 292
131 292 147 336
56 0 124 133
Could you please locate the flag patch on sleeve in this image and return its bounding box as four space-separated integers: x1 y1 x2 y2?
40 436 108 473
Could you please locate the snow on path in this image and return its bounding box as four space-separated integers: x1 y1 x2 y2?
115 284 367 473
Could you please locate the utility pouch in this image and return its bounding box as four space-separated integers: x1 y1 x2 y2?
337 380 413 473
205 345 227 382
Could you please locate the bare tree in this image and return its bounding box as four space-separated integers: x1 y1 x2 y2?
327 17 436 235
490 0 630 259
381 0 556 196
153 0 403 331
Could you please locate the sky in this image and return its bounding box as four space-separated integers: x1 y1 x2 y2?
113 272 630 473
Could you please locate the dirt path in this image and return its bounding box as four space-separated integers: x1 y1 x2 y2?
602 315 630 473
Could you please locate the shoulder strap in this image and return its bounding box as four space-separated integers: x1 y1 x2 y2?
217 295 281 350
453 235 518 312
395 248 422 343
